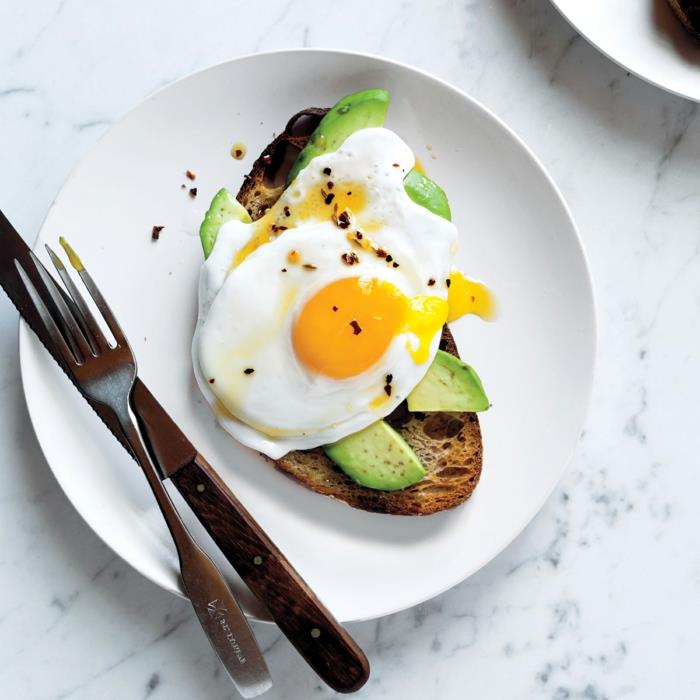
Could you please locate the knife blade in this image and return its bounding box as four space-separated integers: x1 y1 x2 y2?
0 210 369 694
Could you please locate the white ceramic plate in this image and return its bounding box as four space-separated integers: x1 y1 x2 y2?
551 0 700 101
20 50 595 623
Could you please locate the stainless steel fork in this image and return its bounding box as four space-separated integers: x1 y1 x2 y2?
16 239 272 698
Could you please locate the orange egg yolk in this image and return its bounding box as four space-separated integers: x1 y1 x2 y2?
293 277 448 379
447 270 496 321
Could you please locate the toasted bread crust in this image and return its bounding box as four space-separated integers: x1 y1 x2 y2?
236 106 483 515
237 107 329 220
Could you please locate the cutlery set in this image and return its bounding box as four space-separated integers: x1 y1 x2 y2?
0 210 369 696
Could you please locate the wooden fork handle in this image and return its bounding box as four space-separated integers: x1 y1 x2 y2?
170 454 369 693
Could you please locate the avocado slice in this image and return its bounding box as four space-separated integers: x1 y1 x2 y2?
407 350 489 412
324 420 426 491
287 88 390 185
403 169 452 221
199 187 251 258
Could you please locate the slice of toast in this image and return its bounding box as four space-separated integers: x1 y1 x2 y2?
238 107 330 220
236 107 483 515
667 0 700 39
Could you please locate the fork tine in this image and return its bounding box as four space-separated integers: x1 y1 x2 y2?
59 238 128 348
15 260 78 367
29 250 93 361
45 244 110 353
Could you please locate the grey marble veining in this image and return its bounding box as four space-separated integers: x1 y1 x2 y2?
1 0 699 698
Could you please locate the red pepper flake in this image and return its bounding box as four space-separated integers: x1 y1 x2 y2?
303 263 317 270
323 167 332 176
341 251 359 266
327 181 334 190
350 320 362 335
332 305 338 312
337 211 351 229
324 192 335 205
186 169 196 180
208 377 216 384
383 384 392 396
262 153 273 165
392 163 400 168
446 278 452 288
189 187 198 198
243 368 255 375
376 247 388 259
428 278 436 286
151 225 164 240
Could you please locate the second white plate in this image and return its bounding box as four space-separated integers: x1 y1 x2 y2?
20 50 595 622
551 0 700 101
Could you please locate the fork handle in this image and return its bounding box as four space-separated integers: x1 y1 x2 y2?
170 455 369 694
117 418 271 693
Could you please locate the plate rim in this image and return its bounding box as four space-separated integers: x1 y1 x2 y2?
549 0 700 103
18 47 597 623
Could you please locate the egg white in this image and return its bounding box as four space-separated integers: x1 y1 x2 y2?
193 128 457 458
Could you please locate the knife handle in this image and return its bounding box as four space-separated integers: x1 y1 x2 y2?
170 455 369 693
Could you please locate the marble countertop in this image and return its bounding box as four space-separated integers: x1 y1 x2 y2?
1 1 698 698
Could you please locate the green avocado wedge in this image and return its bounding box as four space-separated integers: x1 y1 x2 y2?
324 420 426 491
403 169 452 221
407 350 489 413
286 88 390 185
199 188 251 258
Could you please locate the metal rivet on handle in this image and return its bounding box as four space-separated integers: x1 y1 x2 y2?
196 483 205 493
253 555 263 566
310 628 321 638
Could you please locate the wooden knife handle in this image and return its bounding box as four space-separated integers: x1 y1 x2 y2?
170 455 369 693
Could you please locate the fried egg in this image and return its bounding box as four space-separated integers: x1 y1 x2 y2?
193 127 459 458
